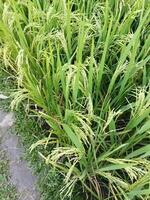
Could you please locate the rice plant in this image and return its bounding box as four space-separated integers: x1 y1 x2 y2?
0 0 150 199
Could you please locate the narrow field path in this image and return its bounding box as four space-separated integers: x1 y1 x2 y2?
0 110 40 200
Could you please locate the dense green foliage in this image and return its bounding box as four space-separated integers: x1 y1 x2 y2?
0 0 150 199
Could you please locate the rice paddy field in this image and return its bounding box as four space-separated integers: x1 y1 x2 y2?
0 0 150 199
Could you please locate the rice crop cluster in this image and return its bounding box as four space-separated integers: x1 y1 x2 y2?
0 0 150 199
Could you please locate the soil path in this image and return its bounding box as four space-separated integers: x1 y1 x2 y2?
0 110 40 200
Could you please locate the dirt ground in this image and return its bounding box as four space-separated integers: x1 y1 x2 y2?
0 110 40 200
